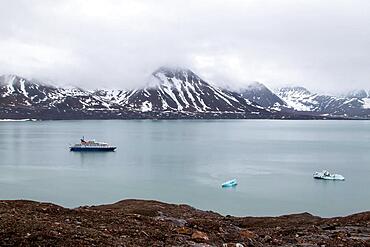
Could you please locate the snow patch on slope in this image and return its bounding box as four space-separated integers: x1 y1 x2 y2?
362 98 370 109
2 75 16 97
141 101 152 112
19 78 29 97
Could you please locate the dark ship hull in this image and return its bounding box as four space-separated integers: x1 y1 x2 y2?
70 146 116 152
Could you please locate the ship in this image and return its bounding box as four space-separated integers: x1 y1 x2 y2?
69 137 116 152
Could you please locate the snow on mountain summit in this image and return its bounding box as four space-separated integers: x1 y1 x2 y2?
120 67 267 114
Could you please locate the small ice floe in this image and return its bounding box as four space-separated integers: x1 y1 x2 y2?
222 179 238 188
0 119 36 122
313 170 345 181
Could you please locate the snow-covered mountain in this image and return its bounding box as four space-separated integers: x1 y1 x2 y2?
277 87 318 111
235 82 287 110
1 69 369 119
0 68 273 119
0 75 116 109
276 86 370 118
346 89 370 98
97 67 266 114
0 75 130 119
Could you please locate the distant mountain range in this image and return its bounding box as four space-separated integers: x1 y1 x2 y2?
1 67 369 120
277 87 370 117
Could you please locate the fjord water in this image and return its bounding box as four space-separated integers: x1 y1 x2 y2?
0 120 369 217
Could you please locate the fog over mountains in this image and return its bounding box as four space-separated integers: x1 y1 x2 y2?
2 1 370 93
1 67 369 120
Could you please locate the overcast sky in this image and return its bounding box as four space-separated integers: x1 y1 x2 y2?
0 0 369 92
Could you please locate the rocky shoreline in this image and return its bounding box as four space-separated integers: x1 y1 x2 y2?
0 199 369 246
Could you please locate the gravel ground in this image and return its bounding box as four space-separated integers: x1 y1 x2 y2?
0 199 369 246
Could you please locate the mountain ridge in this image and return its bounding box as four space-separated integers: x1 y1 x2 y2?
0 68 369 119
275 85 370 117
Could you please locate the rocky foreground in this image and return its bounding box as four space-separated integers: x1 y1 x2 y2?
0 200 369 247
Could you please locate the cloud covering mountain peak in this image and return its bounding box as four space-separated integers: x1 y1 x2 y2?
0 0 369 93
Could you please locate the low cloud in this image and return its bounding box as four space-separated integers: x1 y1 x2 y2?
0 0 369 93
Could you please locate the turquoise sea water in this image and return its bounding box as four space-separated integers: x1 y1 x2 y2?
0 120 369 217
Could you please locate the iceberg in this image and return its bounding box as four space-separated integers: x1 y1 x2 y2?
222 179 238 187
313 170 345 181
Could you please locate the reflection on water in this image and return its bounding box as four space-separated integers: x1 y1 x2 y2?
72 152 115 167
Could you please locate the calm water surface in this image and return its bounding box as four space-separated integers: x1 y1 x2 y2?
0 120 369 217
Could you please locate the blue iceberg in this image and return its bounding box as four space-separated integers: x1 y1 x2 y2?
222 179 238 187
